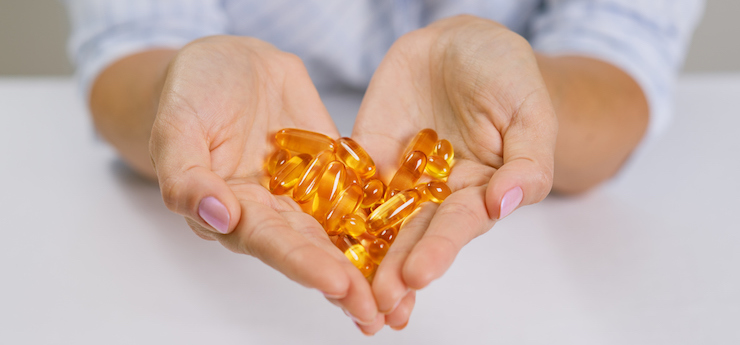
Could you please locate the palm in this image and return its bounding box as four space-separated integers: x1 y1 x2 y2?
351 16 556 321
153 36 381 328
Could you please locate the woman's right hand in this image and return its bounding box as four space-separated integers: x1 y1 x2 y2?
149 36 383 333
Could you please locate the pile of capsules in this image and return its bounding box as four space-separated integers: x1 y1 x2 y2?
265 128 454 281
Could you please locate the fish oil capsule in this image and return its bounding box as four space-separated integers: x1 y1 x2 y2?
413 183 430 203
433 139 454 165
293 150 334 203
275 128 335 155
425 181 451 203
324 183 363 235
266 148 291 176
386 151 427 199
335 137 376 179
336 235 375 278
340 214 367 237
377 226 398 245
311 161 346 222
361 178 385 208
355 232 389 264
269 154 312 195
345 167 361 186
367 189 423 235
425 155 451 180
402 128 438 160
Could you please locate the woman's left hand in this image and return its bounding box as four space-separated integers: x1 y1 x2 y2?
352 15 558 329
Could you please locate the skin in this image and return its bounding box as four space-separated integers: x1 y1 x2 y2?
89 16 647 335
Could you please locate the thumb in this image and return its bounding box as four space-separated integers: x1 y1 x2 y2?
486 96 557 220
149 113 241 235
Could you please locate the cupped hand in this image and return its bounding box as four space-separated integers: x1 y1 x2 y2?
352 15 557 328
148 36 383 332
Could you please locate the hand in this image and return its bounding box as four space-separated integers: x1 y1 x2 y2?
352 15 557 328
148 36 383 332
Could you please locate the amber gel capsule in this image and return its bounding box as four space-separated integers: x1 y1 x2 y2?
336 235 376 278
433 139 454 165
424 181 452 203
386 151 427 199
340 214 367 237
275 128 335 155
310 161 347 222
354 232 389 264
335 137 376 179
266 148 291 176
367 189 422 235
361 178 385 208
324 183 363 235
269 154 312 195
402 128 438 160
293 150 334 203
377 226 398 245
426 155 451 180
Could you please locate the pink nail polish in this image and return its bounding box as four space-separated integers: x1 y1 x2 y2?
198 196 230 234
499 187 523 220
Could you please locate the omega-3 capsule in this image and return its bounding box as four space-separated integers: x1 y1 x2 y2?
367 189 422 235
311 161 347 222
269 154 312 195
335 137 376 178
433 139 454 165
293 150 335 203
425 155 450 180
425 181 452 203
324 183 363 235
386 151 427 199
336 235 375 278
266 148 291 176
361 178 385 208
275 128 335 155
402 128 438 160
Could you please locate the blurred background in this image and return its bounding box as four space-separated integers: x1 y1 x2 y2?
0 0 738 76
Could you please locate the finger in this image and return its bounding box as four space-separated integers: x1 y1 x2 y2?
402 186 494 290
372 203 435 313
217 199 351 299
485 92 556 219
353 312 385 336
385 290 416 330
150 111 241 235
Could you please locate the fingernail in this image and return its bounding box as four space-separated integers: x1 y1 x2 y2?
198 196 230 234
354 321 375 336
344 309 375 326
499 187 523 220
322 291 344 299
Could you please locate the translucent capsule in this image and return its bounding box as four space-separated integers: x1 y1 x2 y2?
266 148 291 176
293 150 334 203
339 214 367 238
426 155 450 180
345 167 361 186
269 154 312 195
433 139 454 165
336 235 375 278
367 189 422 235
324 183 363 235
355 232 389 264
402 128 438 160
386 151 427 199
377 226 398 245
413 183 430 203
425 181 451 203
311 161 346 222
335 137 376 179
275 128 335 155
361 178 385 208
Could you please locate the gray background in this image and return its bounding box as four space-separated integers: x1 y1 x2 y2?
0 0 738 76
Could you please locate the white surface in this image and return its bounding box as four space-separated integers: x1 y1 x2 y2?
0 75 738 344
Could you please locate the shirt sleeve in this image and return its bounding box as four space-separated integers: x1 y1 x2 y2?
528 0 705 143
63 0 228 98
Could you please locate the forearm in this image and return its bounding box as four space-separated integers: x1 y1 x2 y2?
89 49 178 179
536 55 649 194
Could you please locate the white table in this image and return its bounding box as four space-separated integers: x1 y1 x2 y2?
1 75 738 344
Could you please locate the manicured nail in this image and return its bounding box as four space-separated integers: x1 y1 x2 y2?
198 196 230 234
499 187 523 220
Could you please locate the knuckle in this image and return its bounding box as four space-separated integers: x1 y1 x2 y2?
158 172 188 213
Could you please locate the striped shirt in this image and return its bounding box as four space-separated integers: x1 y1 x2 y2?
63 0 704 140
